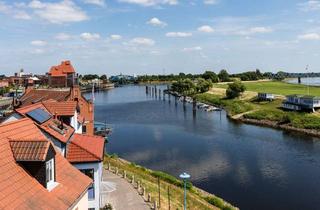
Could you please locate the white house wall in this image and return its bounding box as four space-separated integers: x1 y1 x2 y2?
71 191 89 210
73 162 102 210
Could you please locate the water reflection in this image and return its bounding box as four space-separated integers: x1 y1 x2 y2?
88 85 320 210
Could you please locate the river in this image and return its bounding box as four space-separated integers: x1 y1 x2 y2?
85 85 320 210
287 77 320 86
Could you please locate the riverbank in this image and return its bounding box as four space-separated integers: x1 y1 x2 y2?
196 90 320 138
104 155 238 210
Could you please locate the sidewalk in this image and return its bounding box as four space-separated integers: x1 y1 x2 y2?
101 169 151 210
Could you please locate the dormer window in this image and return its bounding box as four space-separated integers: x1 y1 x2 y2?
46 158 55 188
9 139 58 191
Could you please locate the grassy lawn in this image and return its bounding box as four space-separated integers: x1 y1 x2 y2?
213 81 320 96
196 93 254 115
104 155 237 210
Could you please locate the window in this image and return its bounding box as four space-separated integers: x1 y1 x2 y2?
46 158 55 188
83 125 87 134
80 169 95 200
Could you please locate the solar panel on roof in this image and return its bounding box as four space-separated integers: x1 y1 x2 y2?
26 108 51 124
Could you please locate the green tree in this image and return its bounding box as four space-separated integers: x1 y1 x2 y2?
100 74 107 80
196 78 213 93
218 69 230 82
171 79 196 96
202 71 219 83
226 81 246 99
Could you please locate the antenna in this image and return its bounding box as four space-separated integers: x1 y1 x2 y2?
306 65 310 95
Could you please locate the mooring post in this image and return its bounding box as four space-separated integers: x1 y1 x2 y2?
115 167 118 175
155 86 157 98
163 91 165 101
146 86 148 94
108 162 111 170
193 98 197 111
154 200 157 210
148 193 151 202
159 89 161 100
142 187 146 197
175 96 177 106
123 171 126 179
131 175 135 184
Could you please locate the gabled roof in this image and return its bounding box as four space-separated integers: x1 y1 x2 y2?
19 89 70 107
0 118 91 209
16 102 75 144
9 139 50 161
49 61 75 76
66 134 105 163
43 100 77 116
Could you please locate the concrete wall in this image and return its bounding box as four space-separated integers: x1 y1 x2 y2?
71 191 89 210
73 162 102 210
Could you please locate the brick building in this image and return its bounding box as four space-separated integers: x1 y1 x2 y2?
48 61 78 88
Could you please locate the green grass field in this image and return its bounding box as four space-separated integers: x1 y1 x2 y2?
214 81 320 96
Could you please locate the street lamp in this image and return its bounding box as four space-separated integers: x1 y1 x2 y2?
179 172 191 210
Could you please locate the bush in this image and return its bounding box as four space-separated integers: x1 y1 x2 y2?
205 196 236 210
226 81 246 99
101 203 113 210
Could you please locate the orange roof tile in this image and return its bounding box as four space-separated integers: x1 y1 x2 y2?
0 118 91 210
9 140 50 161
19 89 70 107
15 102 74 144
43 100 77 116
66 134 105 163
49 60 75 76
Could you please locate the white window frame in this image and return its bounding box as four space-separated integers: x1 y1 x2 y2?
46 158 55 187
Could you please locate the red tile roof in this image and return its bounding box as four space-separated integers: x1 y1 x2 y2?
9 140 50 161
66 134 105 163
40 119 74 143
15 102 75 143
19 89 70 107
0 118 91 210
43 100 77 116
49 61 75 76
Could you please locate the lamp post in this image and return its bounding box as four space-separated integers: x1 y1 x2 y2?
179 172 191 210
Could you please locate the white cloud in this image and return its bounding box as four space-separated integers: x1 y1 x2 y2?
118 0 178 7
298 33 320 40
166 32 192 37
80 32 101 41
203 0 218 5
237 27 273 35
29 0 88 24
298 1 320 11
83 0 105 6
129 37 155 46
80 32 100 41
55 33 72 41
182 46 202 52
147 17 167 27
110 34 122 40
0 1 31 20
30 40 47 46
197 25 214 33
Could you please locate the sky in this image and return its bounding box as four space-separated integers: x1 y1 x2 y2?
0 0 320 76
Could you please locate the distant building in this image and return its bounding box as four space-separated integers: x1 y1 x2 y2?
282 95 320 111
0 79 9 88
258 93 274 101
48 61 78 88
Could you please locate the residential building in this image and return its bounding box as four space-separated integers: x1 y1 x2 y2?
48 60 78 88
282 94 320 111
0 118 92 210
16 61 94 135
258 93 274 101
5 101 105 210
0 79 9 88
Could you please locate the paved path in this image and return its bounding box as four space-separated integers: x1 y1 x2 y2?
101 170 150 210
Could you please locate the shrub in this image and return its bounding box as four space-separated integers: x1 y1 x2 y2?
150 171 193 189
226 81 246 99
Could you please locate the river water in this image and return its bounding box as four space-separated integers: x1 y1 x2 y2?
287 77 320 86
86 85 320 210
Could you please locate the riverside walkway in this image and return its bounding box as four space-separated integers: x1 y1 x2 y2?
101 169 151 210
